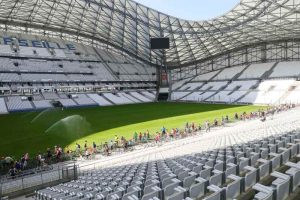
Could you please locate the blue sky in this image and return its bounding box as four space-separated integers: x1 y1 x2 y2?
134 0 240 20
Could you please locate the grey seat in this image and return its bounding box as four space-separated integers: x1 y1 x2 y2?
256 159 270 179
164 178 181 197
205 185 223 200
189 177 207 199
285 162 300 192
269 153 281 172
165 186 187 200
244 166 258 190
225 174 242 199
141 186 162 200
252 183 274 200
199 166 212 180
209 170 223 187
270 171 290 200
192 164 203 174
214 161 225 172
183 172 197 189
225 163 237 178
122 191 139 200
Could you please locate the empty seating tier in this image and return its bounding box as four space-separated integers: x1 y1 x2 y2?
0 98 8 114
36 129 300 200
72 94 98 106
87 94 113 106
6 96 33 112
171 61 300 104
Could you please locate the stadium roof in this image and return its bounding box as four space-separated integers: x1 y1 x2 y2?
0 0 299 68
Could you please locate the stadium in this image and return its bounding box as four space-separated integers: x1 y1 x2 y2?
0 0 300 199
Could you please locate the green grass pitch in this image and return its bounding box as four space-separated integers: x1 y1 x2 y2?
0 102 265 158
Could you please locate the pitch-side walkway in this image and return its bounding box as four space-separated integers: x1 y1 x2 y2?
77 107 300 171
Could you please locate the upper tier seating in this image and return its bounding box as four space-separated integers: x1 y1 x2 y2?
0 73 20 81
200 81 228 91
171 78 191 90
225 80 258 91
0 36 157 113
239 63 274 79
270 61 300 77
192 70 220 81
213 65 245 80
0 41 156 82
108 63 155 81
21 73 68 82
178 82 204 91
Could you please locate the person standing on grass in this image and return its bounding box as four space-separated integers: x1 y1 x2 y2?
198 124 202 132
22 153 29 170
214 119 218 127
84 141 88 151
109 140 114 151
85 149 90 160
76 143 81 155
8 166 16 177
114 135 119 147
221 117 225 127
162 126 166 135
104 142 109 156
155 132 160 144
234 113 239 121
146 130 150 140
93 142 97 153
46 148 52 164
139 132 142 142
205 121 210 132
56 146 62 162
134 132 138 142
36 152 42 170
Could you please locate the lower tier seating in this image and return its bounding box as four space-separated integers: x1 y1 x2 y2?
6 96 33 112
36 131 300 200
0 90 157 113
0 98 8 114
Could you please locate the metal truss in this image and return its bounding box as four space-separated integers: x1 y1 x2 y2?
0 0 300 70
171 39 300 81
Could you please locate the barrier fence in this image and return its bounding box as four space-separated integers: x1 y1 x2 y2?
0 163 78 199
